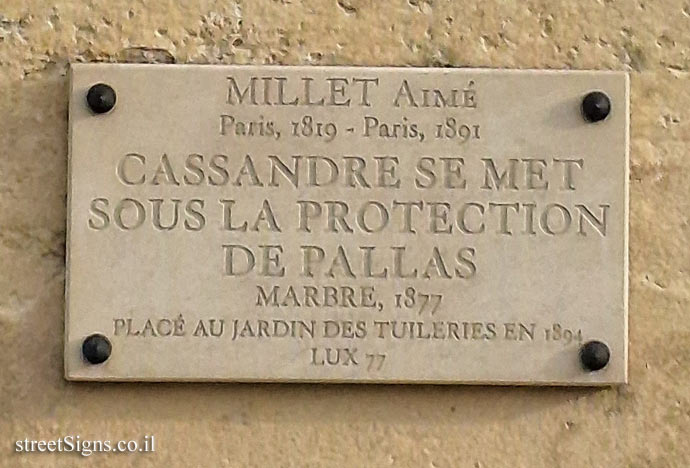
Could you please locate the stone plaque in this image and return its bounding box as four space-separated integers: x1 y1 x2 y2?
66 64 628 385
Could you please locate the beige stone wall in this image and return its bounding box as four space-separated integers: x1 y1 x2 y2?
0 1 688 466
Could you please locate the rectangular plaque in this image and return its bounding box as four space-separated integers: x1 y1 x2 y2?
66 64 628 385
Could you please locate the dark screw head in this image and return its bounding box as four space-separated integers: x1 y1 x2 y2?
581 91 611 123
580 340 610 371
86 83 117 114
82 334 112 365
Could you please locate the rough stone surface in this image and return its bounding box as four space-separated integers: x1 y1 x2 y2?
0 1 688 466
